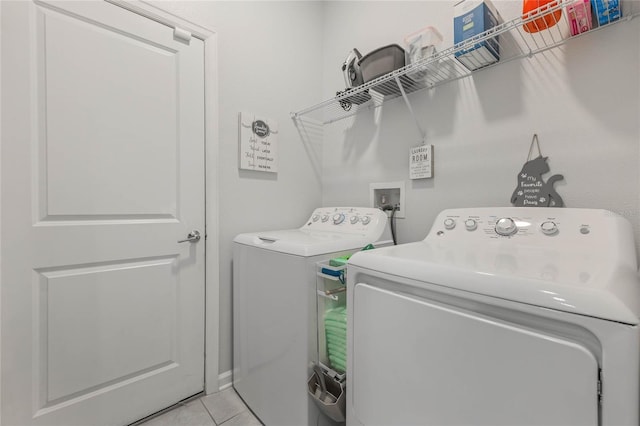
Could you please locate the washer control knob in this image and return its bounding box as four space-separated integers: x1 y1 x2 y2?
321 215 329 223
495 217 518 236
361 216 371 225
540 221 558 235
333 213 345 225
350 216 359 224
312 214 320 222
464 219 478 231
444 218 456 230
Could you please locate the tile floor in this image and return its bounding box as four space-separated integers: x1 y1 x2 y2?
138 388 262 426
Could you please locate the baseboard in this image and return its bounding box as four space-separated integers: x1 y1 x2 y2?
218 370 233 391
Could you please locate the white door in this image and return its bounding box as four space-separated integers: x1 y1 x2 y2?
1 1 205 425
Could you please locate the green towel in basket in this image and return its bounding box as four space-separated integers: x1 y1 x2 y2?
330 361 346 373
325 318 346 329
329 353 347 372
324 323 347 336
327 343 346 357
324 306 347 372
325 307 347 320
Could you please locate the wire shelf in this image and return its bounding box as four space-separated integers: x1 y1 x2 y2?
291 1 638 125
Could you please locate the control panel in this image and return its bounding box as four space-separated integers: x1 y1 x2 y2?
303 207 386 236
428 208 620 245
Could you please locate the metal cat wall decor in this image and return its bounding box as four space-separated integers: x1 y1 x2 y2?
510 135 564 207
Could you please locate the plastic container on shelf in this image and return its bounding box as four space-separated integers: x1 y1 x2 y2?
403 26 443 82
357 44 406 96
404 26 443 63
359 44 406 83
522 0 562 33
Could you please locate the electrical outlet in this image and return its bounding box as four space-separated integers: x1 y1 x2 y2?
370 181 405 218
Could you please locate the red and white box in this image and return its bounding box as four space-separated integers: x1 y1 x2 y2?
566 0 592 36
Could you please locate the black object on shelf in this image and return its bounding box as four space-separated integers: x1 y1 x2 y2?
359 44 406 82
336 88 371 111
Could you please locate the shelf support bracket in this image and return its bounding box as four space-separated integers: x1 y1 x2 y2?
394 75 427 144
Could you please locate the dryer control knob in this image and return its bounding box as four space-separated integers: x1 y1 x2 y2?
540 221 558 235
361 216 371 225
350 216 359 224
333 213 345 225
465 219 478 231
321 215 329 222
444 218 456 230
312 214 320 222
495 217 517 236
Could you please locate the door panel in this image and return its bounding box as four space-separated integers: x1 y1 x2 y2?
2 1 205 425
41 257 177 402
42 9 178 218
352 283 599 426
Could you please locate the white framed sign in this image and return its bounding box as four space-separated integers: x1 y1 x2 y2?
409 144 433 179
238 112 278 173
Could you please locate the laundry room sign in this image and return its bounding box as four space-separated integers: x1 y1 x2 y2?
409 144 434 179
239 112 278 173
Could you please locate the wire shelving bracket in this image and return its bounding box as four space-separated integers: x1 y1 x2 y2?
290 1 638 126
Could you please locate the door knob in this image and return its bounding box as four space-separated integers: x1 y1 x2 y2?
178 230 201 243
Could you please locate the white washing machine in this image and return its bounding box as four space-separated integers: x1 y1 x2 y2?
346 207 640 426
233 207 391 426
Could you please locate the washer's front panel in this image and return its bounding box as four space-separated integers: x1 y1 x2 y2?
351 283 599 426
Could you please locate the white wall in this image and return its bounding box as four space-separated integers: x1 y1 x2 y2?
150 1 325 378
321 1 640 252
153 0 640 384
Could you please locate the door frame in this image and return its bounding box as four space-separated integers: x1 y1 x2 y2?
0 0 221 406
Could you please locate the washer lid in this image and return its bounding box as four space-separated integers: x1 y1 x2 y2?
349 208 640 325
234 229 388 257
349 241 640 324
233 207 391 256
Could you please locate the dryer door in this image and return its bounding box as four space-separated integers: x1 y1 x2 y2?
351 283 599 426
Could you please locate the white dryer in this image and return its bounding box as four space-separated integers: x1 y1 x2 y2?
233 207 391 426
346 208 640 426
